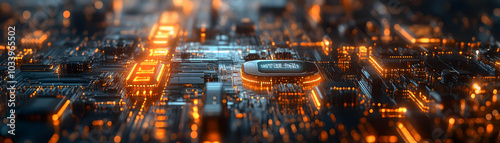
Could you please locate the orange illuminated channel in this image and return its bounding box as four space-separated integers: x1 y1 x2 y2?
52 100 70 121
311 90 321 110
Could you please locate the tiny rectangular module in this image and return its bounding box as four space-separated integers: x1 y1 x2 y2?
1 0 500 142
242 60 322 89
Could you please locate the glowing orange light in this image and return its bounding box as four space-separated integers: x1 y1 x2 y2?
48 134 59 143
52 114 58 121
126 63 138 81
136 67 156 74
159 26 175 31
190 131 198 138
156 64 165 82
449 118 455 124
408 91 429 112
473 83 481 94
95 1 103 9
366 135 376 143
133 76 150 82
155 122 166 127
140 61 158 65
63 10 70 18
173 0 183 6
418 38 429 43
384 29 390 36
148 23 158 40
397 122 417 143
114 136 121 143
23 10 31 19
152 41 168 44
193 112 200 119
486 124 493 133
394 24 415 43
303 77 322 84
369 56 384 75
309 5 321 23
150 48 169 56
53 100 70 121
311 90 321 110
